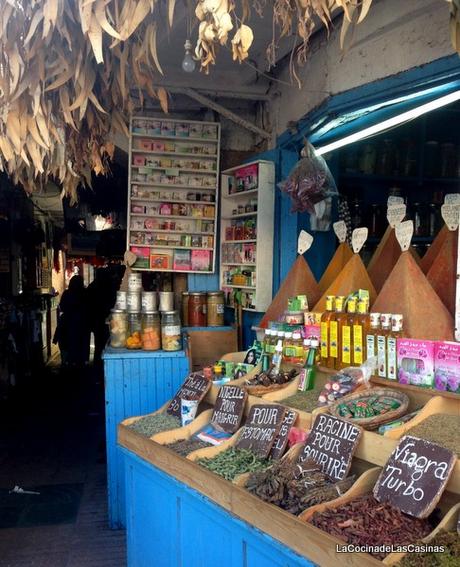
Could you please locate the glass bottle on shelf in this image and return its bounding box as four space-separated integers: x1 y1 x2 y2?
387 314 404 380
377 314 392 378
320 295 335 367
340 298 357 369
330 296 345 369
127 312 142 349
353 300 370 365
358 143 377 175
366 312 381 361
424 141 440 177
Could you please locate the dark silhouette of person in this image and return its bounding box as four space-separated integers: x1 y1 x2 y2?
87 268 116 364
54 275 90 366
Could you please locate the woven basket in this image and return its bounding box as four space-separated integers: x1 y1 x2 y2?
328 387 410 430
244 383 292 396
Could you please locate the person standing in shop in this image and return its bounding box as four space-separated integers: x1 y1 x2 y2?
54 275 91 367
87 269 116 365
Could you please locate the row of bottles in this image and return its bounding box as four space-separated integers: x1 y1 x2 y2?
320 295 370 369
367 313 404 380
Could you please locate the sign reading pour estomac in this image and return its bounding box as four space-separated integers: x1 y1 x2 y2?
373 435 456 518
166 373 211 418
298 414 362 481
236 404 286 458
211 385 247 434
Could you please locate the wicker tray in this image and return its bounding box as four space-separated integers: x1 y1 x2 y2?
328 387 410 430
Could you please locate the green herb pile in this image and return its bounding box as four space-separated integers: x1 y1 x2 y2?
127 413 181 437
197 448 270 481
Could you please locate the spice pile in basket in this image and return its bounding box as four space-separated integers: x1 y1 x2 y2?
197 448 269 481
246 457 355 515
397 530 460 567
309 495 433 559
166 438 211 457
406 414 460 455
127 413 181 437
283 388 323 413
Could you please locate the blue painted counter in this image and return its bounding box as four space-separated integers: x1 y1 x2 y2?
122 447 316 567
103 347 190 529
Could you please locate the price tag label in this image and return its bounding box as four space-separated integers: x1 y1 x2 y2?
351 227 368 254
374 435 456 518
387 204 406 228
298 230 313 255
333 221 347 243
441 204 460 231
444 193 460 205
388 196 404 206
395 220 414 251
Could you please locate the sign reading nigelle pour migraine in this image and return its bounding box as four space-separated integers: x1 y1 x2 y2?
211 385 247 434
298 414 362 481
166 373 211 417
236 404 286 458
373 435 456 518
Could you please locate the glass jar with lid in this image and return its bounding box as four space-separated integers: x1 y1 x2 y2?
142 311 161 351
161 310 182 351
127 312 142 349
110 309 128 348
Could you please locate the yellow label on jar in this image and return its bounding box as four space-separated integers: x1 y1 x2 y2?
320 322 328 358
329 321 338 358
353 324 363 365
342 325 351 365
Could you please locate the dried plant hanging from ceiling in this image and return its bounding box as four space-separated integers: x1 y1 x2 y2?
0 0 374 199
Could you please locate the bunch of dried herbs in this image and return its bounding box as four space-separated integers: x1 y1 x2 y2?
127 413 180 438
197 448 269 481
166 438 211 457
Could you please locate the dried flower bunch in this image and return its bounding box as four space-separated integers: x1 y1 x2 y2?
0 0 374 196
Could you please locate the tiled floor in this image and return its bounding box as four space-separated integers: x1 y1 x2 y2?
0 362 126 567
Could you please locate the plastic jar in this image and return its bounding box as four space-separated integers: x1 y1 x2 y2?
188 292 207 327
110 310 128 348
207 292 224 326
126 312 142 349
142 311 161 351
181 292 190 326
161 311 182 351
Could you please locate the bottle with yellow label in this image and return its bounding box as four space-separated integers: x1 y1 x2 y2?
340 298 356 368
320 295 335 367
353 299 370 365
330 296 345 369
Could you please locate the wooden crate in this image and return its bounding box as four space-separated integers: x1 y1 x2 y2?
185 327 238 371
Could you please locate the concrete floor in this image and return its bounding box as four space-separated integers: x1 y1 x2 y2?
0 363 126 567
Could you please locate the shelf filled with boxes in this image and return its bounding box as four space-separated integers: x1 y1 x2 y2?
220 160 275 311
128 117 221 273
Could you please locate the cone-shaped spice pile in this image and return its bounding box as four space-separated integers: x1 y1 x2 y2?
259 255 320 328
426 229 458 316
368 227 420 292
313 254 377 312
372 251 454 340
318 242 354 292
420 225 449 274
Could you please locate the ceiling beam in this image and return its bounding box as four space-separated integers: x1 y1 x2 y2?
173 87 271 140
149 81 272 101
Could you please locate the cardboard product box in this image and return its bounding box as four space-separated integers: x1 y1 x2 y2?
434 341 460 393
150 252 172 270
397 338 435 388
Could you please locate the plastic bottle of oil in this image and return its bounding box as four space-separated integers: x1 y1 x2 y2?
320 295 335 367
340 297 357 369
283 331 293 363
377 314 392 378
330 296 345 369
366 313 380 361
353 299 370 365
387 314 403 380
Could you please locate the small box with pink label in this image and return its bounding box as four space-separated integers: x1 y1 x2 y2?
434 341 460 393
396 338 435 388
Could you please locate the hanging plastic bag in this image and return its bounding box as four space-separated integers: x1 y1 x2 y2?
279 140 338 213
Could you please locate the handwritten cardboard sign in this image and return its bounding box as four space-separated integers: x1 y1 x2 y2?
387 203 406 228
388 196 404 206
298 230 313 255
166 373 211 417
297 414 362 481
333 221 347 243
269 409 298 460
211 385 247 434
441 204 460 231
236 404 286 458
395 220 414 252
444 193 460 205
352 227 368 254
373 435 456 518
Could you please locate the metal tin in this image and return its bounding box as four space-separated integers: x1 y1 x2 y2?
159 291 175 312
127 291 141 313
188 292 207 327
206 291 224 327
115 291 127 311
182 292 190 326
142 291 158 312
128 272 142 291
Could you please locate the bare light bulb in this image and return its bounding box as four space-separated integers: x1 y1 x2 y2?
182 39 196 73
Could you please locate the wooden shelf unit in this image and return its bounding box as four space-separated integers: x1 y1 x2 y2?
127 116 221 273
220 160 275 312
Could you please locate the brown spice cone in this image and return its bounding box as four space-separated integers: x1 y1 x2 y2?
420 225 449 274
426 229 458 316
313 254 377 312
372 251 454 340
259 255 320 328
318 242 354 292
368 227 420 292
